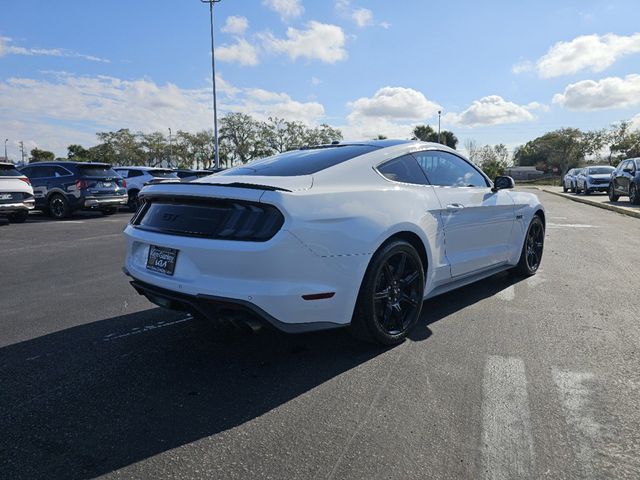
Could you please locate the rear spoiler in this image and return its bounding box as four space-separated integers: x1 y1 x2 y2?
149 181 292 193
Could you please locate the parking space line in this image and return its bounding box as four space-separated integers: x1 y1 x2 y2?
552 369 600 478
102 315 193 342
482 355 535 480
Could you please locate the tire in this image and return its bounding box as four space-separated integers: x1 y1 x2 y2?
8 210 29 223
102 207 118 215
350 240 425 345
583 186 590 195
630 184 640 205
562 183 568 193
574 183 580 194
608 184 620 202
48 194 71 219
511 215 545 277
127 191 140 212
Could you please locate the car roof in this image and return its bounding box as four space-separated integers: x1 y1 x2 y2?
115 166 169 171
22 161 111 167
333 139 417 148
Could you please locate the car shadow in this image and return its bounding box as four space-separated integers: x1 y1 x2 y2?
1 271 524 479
24 209 133 223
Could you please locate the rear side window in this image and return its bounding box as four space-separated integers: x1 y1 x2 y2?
77 164 118 178
127 170 143 178
413 151 488 187
377 155 429 185
0 164 23 177
149 170 178 178
220 145 379 177
53 166 72 177
115 169 128 178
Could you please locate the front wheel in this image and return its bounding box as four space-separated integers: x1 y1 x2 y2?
608 184 620 202
350 240 425 345
574 184 581 194
511 216 545 276
127 191 140 212
562 183 568 193
583 186 590 195
630 184 640 205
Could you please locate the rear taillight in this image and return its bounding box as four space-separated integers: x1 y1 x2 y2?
75 179 89 190
122 179 127 188
19 177 31 185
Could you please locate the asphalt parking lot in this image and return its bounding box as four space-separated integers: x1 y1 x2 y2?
1 189 639 479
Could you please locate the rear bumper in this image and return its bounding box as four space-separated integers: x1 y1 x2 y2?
122 225 371 331
0 199 35 214
83 195 127 208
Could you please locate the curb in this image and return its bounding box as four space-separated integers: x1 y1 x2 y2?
536 187 640 220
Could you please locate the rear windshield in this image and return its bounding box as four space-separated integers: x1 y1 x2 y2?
78 164 119 178
588 167 614 174
220 145 379 177
0 164 23 177
149 170 178 178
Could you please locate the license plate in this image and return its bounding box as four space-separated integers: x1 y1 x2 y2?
146 245 178 276
102 182 112 187
0 193 12 200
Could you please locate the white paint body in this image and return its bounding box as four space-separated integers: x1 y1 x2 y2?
123 142 544 331
0 163 35 214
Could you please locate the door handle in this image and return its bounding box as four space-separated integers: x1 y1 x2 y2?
446 203 465 211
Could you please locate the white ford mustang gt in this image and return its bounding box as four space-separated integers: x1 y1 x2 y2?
123 140 545 345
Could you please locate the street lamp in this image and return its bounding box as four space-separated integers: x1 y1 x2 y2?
168 127 173 168
201 0 222 170
4 139 7 160
437 110 442 144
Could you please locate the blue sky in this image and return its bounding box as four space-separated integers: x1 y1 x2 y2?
1 0 639 158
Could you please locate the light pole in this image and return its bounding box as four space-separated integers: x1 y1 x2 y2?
19 141 25 164
437 110 442 144
168 127 173 168
201 0 222 170
4 139 7 160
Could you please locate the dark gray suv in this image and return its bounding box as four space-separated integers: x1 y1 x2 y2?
20 162 127 219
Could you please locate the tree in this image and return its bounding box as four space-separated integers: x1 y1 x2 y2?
373 134 388 140
95 129 145 166
474 144 510 179
30 148 55 163
140 131 168 167
514 128 584 174
607 121 640 164
464 138 479 164
67 144 90 161
412 125 458 149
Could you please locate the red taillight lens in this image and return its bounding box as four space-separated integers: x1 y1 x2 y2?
75 179 89 190
122 179 127 188
19 177 31 185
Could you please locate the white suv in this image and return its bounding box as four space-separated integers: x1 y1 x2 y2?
114 167 179 210
0 162 35 223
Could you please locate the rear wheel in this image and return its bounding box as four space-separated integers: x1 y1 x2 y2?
630 184 640 205
511 216 545 276
48 194 71 219
8 210 28 223
608 184 620 202
350 240 425 345
583 186 590 195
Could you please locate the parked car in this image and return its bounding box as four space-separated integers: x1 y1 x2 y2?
113 167 180 211
174 169 214 182
575 165 615 195
123 140 545 345
608 158 640 205
0 162 35 223
562 168 579 193
20 162 127 219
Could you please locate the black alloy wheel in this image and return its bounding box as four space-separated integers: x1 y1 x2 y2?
631 184 640 205
351 240 425 345
512 216 545 276
48 194 71 219
608 184 619 202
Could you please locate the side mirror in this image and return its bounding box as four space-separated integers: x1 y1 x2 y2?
492 175 515 192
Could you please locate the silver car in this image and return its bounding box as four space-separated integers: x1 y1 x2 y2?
562 168 579 193
575 166 615 195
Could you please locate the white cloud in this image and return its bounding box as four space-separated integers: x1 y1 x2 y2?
311 76 322 86
347 87 441 121
341 87 440 140
552 74 640 111
0 72 326 156
262 0 304 20
221 16 249 35
215 38 259 66
445 95 540 127
515 33 640 78
261 21 347 63
630 113 640 131
0 36 109 63
511 60 533 74
335 0 387 28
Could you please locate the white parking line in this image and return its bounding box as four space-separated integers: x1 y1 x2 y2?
547 223 597 228
482 355 535 480
102 315 193 342
552 369 600 478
